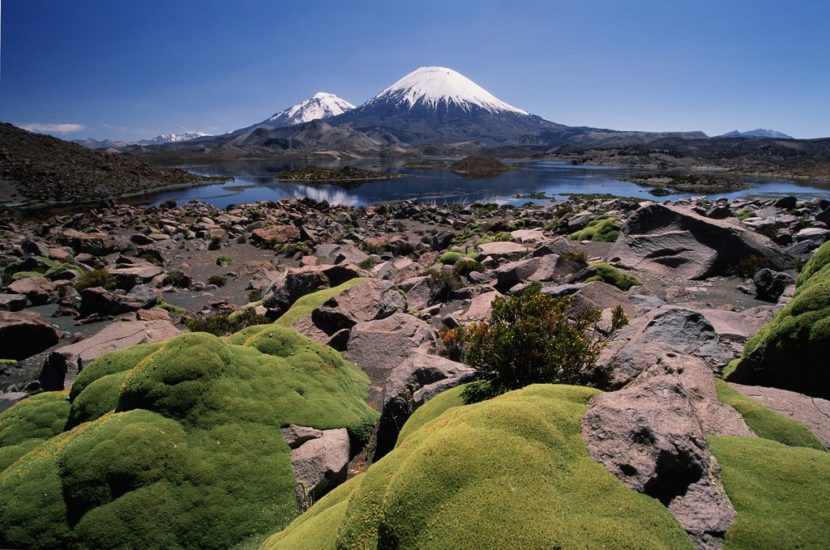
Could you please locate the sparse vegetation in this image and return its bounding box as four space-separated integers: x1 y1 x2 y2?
207 275 227 287
75 268 115 291
185 308 269 336
585 262 642 291
570 217 620 242
461 284 607 402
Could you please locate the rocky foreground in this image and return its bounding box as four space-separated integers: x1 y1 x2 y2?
1 192 829 548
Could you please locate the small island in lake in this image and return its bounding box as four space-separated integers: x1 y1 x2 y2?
449 155 512 177
277 165 399 187
626 172 750 196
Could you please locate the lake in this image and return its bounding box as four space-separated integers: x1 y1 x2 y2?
146 160 830 208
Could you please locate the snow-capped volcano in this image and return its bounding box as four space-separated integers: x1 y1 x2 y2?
328 66 561 145
370 66 528 115
266 92 355 128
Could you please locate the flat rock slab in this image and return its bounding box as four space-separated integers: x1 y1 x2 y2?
729 382 830 448
39 319 180 390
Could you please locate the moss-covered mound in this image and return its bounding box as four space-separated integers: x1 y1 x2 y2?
570 217 620 242
264 384 692 550
0 327 377 549
710 435 830 549
714 380 824 450
586 262 642 290
0 392 70 472
727 240 830 398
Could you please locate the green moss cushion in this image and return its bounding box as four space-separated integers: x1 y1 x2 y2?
710 435 830 549
0 326 377 549
570 217 620 242
586 262 642 291
0 392 70 472
265 384 692 550
714 380 824 450
728 241 830 398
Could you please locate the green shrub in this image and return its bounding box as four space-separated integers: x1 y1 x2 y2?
265 384 692 550
714 380 823 450
438 251 463 265
215 255 233 266
462 284 607 402
452 257 483 277
709 435 830 549
207 275 226 287
75 268 115 291
424 268 461 304
569 217 620 242
585 262 642 291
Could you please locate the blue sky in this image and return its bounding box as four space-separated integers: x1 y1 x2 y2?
2 0 829 140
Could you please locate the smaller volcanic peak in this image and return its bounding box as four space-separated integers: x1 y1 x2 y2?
267 92 356 127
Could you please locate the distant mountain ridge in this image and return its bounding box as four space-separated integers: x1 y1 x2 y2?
719 129 794 139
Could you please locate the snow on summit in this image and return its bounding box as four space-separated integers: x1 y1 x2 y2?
268 92 356 126
373 66 528 115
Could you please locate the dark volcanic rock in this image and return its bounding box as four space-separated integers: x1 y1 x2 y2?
0 310 60 360
752 268 795 302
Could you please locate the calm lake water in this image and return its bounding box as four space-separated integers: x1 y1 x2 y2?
146 160 830 208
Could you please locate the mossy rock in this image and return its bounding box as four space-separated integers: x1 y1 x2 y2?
0 326 377 549
265 384 692 549
728 241 830 398
710 435 830 549
714 380 824 450
570 217 620 242
586 262 642 291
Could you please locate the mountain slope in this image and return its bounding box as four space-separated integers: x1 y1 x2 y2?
0 123 202 205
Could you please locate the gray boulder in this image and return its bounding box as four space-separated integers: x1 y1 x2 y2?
752 268 795 302
583 371 741 549
609 203 792 279
286 428 349 511
345 312 435 408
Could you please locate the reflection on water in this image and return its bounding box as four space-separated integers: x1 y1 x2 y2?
146 160 830 208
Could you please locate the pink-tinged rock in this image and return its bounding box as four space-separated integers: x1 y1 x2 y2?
39 319 180 390
251 224 300 244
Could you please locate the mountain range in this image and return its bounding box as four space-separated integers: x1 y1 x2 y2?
80 66 799 158
718 129 794 139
